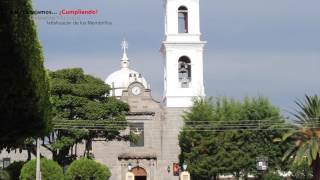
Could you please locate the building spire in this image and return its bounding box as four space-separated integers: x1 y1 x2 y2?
121 39 129 68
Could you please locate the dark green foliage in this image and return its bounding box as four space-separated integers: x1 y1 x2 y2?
44 68 129 166
49 68 129 121
4 161 25 180
65 158 111 180
262 171 283 180
0 170 10 180
20 158 64 180
179 97 289 179
0 0 52 148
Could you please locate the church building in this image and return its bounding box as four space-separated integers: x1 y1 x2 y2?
95 0 206 179
0 0 206 180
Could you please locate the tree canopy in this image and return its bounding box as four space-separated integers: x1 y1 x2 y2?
42 68 129 166
0 0 52 148
179 97 289 180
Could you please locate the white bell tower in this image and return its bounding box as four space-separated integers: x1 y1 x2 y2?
161 0 206 107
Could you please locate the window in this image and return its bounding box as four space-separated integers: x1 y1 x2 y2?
2 158 10 168
130 123 144 147
178 56 191 88
178 6 188 33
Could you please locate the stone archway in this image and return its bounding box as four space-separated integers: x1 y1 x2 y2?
131 167 147 180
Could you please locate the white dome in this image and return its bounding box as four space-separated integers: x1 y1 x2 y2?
105 68 148 97
105 39 148 97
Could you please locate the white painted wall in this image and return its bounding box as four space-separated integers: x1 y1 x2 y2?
162 0 206 107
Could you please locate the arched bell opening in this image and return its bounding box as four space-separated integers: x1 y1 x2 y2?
178 6 188 33
178 56 191 88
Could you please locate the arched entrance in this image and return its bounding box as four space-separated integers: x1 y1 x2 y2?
131 167 147 180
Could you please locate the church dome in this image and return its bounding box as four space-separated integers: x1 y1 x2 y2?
105 40 149 97
105 68 148 97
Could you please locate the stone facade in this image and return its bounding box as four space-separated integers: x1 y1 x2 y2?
94 81 186 180
0 81 186 180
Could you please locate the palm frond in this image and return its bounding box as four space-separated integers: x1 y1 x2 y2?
293 95 320 126
293 143 309 165
311 136 319 160
282 145 298 162
283 95 320 167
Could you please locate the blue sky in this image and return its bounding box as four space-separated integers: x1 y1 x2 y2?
32 0 320 116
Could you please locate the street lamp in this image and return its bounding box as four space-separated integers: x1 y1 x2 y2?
182 164 187 171
128 163 132 171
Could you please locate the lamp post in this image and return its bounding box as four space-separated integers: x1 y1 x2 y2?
36 138 41 180
180 163 191 180
126 163 134 180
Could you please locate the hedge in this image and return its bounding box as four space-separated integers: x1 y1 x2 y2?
66 158 111 180
20 158 64 180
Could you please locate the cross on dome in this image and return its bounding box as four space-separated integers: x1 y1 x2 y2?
121 39 128 52
121 39 129 68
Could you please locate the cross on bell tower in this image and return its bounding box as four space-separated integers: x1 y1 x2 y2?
161 0 206 107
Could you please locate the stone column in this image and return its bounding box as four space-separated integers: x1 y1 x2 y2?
126 172 135 180
180 172 190 180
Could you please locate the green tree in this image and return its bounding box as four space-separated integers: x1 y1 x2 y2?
0 0 52 148
65 158 111 180
42 68 129 166
278 95 320 180
179 97 288 180
20 158 64 180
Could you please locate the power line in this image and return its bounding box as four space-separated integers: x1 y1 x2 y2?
52 118 320 124
51 118 320 132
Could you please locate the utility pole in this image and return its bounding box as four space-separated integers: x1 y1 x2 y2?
36 138 41 180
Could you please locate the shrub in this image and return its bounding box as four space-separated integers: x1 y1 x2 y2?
0 170 10 180
263 171 283 180
66 158 111 180
20 158 64 180
5 161 25 180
